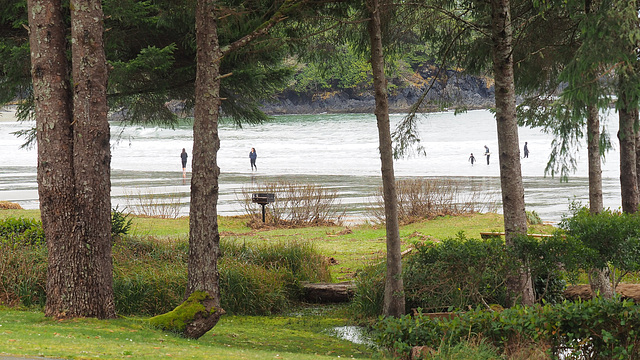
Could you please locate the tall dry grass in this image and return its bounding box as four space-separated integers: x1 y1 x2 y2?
370 178 498 224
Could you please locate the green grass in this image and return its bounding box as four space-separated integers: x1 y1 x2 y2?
0 208 558 359
0 209 556 282
0 307 378 359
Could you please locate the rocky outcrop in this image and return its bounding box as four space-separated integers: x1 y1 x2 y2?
261 63 495 114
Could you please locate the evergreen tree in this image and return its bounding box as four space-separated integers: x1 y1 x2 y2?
26 0 115 318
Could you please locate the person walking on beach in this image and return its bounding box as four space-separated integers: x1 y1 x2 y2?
180 148 188 178
469 153 476 165
523 142 529 158
249 147 257 171
484 145 490 165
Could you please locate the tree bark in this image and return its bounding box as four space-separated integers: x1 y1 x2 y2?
489 0 534 306
367 0 405 317
183 0 224 338
587 104 604 214
586 104 614 299
28 0 115 318
618 89 639 213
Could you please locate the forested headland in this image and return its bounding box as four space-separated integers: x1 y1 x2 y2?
260 60 495 114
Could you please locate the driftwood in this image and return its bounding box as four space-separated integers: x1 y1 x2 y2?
301 281 355 303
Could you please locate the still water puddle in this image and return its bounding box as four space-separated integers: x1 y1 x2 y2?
329 326 376 347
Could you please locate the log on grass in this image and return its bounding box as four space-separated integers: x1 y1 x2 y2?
302 281 355 303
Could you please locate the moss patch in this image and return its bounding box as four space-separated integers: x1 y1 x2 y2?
148 291 218 334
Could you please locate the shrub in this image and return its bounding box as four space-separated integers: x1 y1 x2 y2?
123 187 184 219
374 297 640 359
239 181 344 227
0 217 45 246
403 233 511 312
370 178 498 224
111 206 133 238
559 205 640 287
526 210 542 225
353 232 571 317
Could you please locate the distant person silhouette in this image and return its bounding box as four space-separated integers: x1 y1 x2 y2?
469 153 476 165
249 147 257 171
484 145 490 165
180 148 188 178
524 142 529 158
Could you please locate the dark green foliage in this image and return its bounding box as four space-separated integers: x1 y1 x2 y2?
560 204 640 283
111 206 133 238
0 217 45 246
352 232 573 317
403 233 510 312
374 297 640 359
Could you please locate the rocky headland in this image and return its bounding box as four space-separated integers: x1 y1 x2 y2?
261 63 495 115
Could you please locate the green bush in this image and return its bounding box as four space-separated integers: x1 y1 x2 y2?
352 232 571 317
374 297 640 359
403 233 511 312
111 206 133 238
560 205 640 286
0 217 45 246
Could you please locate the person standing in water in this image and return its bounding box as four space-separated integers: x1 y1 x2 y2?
249 147 257 171
523 142 529 158
484 145 490 165
180 148 188 178
469 153 476 165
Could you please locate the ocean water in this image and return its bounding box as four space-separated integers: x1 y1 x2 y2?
0 106 623 223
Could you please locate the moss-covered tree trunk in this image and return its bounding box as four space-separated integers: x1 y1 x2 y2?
183 0 225 339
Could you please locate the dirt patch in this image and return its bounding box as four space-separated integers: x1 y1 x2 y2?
564 283 640 302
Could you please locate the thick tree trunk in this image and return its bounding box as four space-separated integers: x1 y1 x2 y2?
367 0 405 317
183 0 224 338
618 90 639 213
489 0 534 306
586 104 614 299
28 0 115 318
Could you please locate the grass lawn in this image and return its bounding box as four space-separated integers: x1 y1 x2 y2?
0 307 376 359
0 208 557 359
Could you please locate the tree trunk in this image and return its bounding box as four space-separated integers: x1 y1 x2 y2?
618 88 639 213
489 0 534 306
587 104 604 214
183 0 224 338
28 0 115 318
586 104 614 299
367 0 405 317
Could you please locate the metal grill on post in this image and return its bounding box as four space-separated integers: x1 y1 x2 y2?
251 193 275 222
